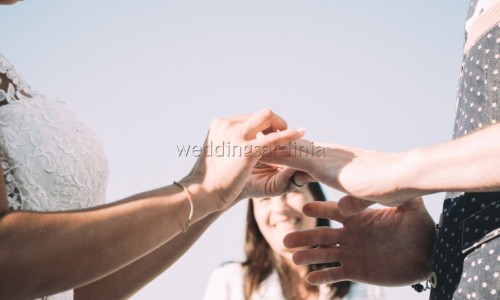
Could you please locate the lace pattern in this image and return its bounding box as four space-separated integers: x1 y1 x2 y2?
0 53 109 300
0 54 38 106
0 97 109 211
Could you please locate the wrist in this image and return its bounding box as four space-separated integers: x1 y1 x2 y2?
400 147 436 196
177 176 225 212
395 150 417 192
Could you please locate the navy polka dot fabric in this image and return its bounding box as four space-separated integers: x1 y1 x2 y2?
429 1 500 299
430 194 500 299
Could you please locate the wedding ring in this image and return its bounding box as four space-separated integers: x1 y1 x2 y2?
291 173 305 187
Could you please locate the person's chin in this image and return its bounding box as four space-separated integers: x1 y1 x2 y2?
274 248 295 261
273 219 301 232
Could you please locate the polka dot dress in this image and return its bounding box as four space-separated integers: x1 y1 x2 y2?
453 24 499 138
457 230 500 299
430 194 500 299
429 1 500 299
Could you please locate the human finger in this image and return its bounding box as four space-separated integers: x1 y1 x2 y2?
337 195 375 216
244 108 288 138
290 171 315 188
251 128 305 154
283 227 341 249
279 168 307 194
306 266 349 285
292 245 342 265
252 165 298 194
260 138 325 160
301 201 347 223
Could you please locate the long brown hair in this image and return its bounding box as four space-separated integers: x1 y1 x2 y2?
243 182 351 299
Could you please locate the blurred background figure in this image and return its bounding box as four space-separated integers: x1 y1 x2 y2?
203 182 385 300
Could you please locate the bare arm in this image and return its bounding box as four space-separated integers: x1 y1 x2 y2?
264 123 500 208
74 209 224 300
404 122 500 195
73 164 300 299
0 109 304 299
0 180 216 300
74 165 300 299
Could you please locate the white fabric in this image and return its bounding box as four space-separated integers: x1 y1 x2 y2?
0 53 108 299
203 262 386 300
465 0 499 33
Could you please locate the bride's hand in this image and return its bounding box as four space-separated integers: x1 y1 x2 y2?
182 109 304 210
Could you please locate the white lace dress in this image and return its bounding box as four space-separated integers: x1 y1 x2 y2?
0 53 108 299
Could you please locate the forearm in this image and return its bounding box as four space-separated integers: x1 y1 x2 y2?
402 123 500 195
0 182 218 299
74 209 224 300
0 109 303 299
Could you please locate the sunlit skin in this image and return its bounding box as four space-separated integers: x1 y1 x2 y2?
252 187 317 264
0 106 304 299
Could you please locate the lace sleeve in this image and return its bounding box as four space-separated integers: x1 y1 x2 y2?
0 54 36 106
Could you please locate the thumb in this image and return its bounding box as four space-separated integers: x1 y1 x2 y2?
337 195 375 216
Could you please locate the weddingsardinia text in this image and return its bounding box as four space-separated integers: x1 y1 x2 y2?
176 141 325 158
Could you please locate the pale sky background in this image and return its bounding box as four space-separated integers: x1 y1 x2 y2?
1 0 470 299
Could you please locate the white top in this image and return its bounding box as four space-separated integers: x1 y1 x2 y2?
203 262 386 300
0 54 108 300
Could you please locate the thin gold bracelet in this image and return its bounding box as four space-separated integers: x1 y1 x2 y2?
173 181 194 232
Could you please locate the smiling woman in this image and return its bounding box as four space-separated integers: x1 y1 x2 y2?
251 187 319 260
0 1 471 298
0 37 306 300
203 182 385 300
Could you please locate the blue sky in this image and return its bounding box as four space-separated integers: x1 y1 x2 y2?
1 1 470 299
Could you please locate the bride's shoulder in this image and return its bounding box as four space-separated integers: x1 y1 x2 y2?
0 53 39 106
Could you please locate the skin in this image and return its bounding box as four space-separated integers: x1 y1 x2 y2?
263 123 500 286
252 188 320 299
252 187 317 263
0 108 304 299
284 198 436 286
265 123 500 209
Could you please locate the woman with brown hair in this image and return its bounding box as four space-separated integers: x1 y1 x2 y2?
0 2 306 299
203 182 384 300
